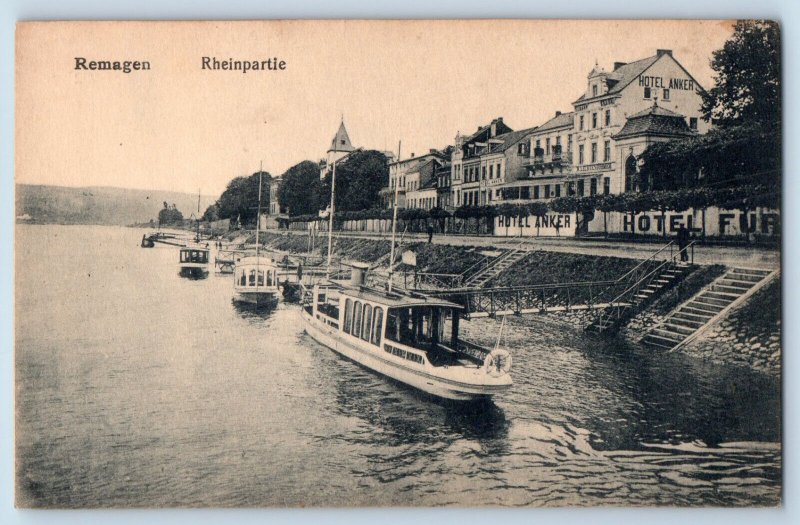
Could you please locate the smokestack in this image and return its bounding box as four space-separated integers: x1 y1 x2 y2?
350 262 369 287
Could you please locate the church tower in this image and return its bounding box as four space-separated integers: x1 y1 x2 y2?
325 120 355 170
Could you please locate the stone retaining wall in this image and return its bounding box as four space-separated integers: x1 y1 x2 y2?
678 277 781 376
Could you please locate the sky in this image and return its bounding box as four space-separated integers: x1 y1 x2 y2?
15 20 735 197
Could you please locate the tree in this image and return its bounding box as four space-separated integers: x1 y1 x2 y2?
216 171 272 223
158 202 184 225
701 20 780 127
320 150 389 213
277 160 323 216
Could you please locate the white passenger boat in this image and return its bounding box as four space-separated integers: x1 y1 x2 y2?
233 255 280 306
301 265 512 401
178 245 210 279
302 144 513 400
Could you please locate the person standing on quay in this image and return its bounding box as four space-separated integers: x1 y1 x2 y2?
427 223 434 244
677 224 690 262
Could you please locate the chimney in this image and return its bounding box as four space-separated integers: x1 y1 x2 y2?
490 120 497 137
613 61 627 71
656 49 672 58
429 149 437 155
555 111 562 117
410 152 415 158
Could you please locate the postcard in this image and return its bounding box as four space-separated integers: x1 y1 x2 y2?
15 20 781 508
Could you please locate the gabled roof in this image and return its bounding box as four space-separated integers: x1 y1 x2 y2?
482 127 537 154
534 112 575 133
614 103 695 140
574 54 660 104
328 121 355 153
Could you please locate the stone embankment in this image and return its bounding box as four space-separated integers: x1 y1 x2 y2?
677 277 781 377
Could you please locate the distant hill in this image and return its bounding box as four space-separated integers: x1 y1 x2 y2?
15 184 217 226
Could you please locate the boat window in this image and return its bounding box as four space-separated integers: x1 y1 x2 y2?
371 307 383 346
257 270 264 286
353 301 363 337
249 270 256 286
386 306 448 350
343 299 353 334
361 304 373 341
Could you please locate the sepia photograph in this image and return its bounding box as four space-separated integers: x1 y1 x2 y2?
13 19 782 508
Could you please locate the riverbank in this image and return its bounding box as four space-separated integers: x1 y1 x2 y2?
239 230 780 377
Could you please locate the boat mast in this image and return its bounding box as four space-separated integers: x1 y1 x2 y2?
388 140 401 292
256 162 263 260
326 140 337 279
195 188 201 243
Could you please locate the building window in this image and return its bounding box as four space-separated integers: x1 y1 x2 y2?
545 138 551 155
592 84 598 97
556 136 561 147
579 144 585 165
604 140 611 162
533 186 540 199
591 142 597 163
605 109 611 126
663 88 670 100
579 116 584 130
567 134 572 152
590 178 597 196
592 113 597 129
603 177 610 195
496 163 501 178
577 180 585 197
644 87 651 99
567 182 575 196
489 165 494 179
689 117 698 130
544 185 551 198
482 166 486 180
555 184 561 197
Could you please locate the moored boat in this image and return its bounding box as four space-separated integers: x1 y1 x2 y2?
301 265 512 401
233 255 280 306
178 245 210 279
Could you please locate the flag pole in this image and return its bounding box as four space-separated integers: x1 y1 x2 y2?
388 140 401 292
326 145 337 279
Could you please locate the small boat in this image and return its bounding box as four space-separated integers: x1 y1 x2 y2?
178 245 210 279
233 255 280 306
301 265 512 401
141 234 155 248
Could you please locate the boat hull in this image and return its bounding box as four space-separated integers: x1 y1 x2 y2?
301 309 509 401
233 290 279 306
178 266 209 279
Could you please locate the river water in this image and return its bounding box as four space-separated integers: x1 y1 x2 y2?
15 225 781 507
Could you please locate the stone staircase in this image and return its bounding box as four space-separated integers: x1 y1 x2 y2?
641 267 774 350
586 261 693 333
463 249 528 288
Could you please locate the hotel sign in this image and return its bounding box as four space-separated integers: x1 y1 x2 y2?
576 162 613 173
638 75 696 91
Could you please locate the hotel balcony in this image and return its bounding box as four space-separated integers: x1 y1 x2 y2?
524 149 573 167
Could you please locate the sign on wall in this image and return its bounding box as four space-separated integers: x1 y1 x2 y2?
588 208 780 237
494 213 577 237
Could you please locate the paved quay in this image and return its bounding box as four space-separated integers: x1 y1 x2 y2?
268 229 780 270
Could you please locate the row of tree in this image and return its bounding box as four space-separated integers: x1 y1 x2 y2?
286 183 779 224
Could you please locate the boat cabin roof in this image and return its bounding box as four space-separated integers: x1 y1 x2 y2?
322 282 463 310
181 245 209 253
236 255 275 266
